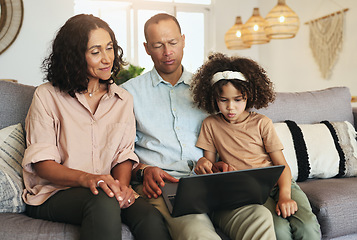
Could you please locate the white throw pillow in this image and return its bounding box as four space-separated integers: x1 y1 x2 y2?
274 121 357 182
0 123 26 212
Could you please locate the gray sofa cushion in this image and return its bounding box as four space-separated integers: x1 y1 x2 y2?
0 213 80 240
0 213 134 240
0 81 36 129
298 178 357 239
255 87 354 125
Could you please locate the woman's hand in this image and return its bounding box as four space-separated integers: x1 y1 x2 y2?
82 173 135 208
79 173 120 197
194 157 214 174
33 160 136 208
116 182 135 209
276 196 298 218
33 160 122 199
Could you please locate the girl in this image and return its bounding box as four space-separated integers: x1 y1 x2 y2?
190 53 320 240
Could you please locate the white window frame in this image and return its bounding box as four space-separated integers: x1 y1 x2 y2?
75 0 214 71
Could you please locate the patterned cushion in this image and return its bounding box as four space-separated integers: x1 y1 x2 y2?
0 123 26 212
274 120 357 181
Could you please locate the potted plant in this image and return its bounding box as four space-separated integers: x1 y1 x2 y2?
112 64 145 85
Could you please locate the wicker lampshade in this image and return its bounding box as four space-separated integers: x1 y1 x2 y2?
224 16 251 50
265 0 300 39
242 8 270 45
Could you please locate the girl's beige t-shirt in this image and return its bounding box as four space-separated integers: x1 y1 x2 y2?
22 82 139 205
196 112 283 170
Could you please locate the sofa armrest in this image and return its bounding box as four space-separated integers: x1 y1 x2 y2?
353 107 357 129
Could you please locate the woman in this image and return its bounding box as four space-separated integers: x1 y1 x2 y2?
22 14 170 240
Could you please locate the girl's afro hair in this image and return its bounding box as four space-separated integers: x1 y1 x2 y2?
191 52 275 114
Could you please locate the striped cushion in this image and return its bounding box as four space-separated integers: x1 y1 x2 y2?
0 123 26 212
274 121 357 182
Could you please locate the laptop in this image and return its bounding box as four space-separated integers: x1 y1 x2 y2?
161 165 285 217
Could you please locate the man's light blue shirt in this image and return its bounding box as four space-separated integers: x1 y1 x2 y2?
122 67 208 178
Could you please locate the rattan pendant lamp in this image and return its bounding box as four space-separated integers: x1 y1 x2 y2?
265 0 300 39
224 16 251 50
242 8 270 45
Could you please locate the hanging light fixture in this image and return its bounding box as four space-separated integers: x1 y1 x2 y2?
265 0 300 39
242 8 270 45
224 16 251 50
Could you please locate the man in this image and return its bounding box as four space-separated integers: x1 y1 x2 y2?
122 13 276 240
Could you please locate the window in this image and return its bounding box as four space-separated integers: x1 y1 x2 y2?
74 0 212 74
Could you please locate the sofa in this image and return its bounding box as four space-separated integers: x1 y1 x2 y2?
0 80 356 240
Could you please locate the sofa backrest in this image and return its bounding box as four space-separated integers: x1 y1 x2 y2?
0 81 36 129
0 82 354 130
255 87 354 126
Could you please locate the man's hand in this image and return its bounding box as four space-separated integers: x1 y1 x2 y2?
142 166 178 199
212 161 235 173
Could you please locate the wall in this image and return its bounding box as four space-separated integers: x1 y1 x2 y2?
0 0 356 101
0 0 74 86
213 0 259 60
215 0 357 99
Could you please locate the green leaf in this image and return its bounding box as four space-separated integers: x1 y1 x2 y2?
112 64 145 85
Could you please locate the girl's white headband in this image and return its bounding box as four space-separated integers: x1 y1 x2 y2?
211 71 246 84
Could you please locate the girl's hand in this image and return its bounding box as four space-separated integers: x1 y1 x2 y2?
194 157 214 174
212 161 236 173
276 197 298 218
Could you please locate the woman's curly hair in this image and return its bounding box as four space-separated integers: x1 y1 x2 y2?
191 52 275 114
42 14 125 97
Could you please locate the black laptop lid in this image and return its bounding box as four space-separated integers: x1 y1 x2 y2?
166 165 284 217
